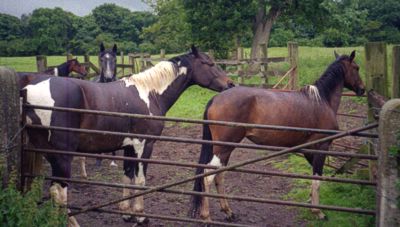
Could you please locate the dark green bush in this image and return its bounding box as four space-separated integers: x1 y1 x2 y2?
322 28 351 47
0 176 67 227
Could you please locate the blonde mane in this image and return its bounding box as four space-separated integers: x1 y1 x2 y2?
303 85 321 102
121 61 178 93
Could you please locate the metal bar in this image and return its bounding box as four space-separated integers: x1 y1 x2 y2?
28 175 375 216
337 113 367 119
69 206 250 227
69 123 378 216
271 89 367 97
23 104 378 138
25 125 378 160
24 149 376 186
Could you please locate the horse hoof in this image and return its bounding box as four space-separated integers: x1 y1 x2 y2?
134 217 149 226
122 215 136 223
225 213 239 222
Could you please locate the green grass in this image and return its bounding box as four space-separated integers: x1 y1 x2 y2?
274 155 376 227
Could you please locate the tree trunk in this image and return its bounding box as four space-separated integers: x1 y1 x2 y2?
250 5 281 61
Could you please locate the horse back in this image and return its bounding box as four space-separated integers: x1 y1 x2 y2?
206 86 338 147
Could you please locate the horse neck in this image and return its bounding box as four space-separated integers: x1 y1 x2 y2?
157 74 191 115
56 62 70 77
314 63 345 114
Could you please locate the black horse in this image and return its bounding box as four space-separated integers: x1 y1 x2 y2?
92 42 117 83
80 43 119 178
23 46 235 226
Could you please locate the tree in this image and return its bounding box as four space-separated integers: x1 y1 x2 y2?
0 13 22 41
141 0 191 53
28 8 76 54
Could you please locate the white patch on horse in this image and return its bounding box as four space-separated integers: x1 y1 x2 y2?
178 66 187 76
24 79 55 141
133 139 146 186
104 53 113 78
205 155 222 185
54 68 58 77
306 85 321 102
121 61 178 110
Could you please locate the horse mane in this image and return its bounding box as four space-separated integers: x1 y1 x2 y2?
301 55 348 102
121 61 178 93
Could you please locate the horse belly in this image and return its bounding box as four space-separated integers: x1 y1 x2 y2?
246 129 311 147
77 133 123 153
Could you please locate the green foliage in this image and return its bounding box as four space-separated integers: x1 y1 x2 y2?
0 177 67 227
321 28 351 47
141 0 191 54
274 155 375 227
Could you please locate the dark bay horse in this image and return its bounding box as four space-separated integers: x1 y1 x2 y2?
190 51 365 222
80 43 119 178
45 58 88 78
23 46 234 226
17 58 87 88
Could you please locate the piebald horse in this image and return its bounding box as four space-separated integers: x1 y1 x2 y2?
23 46 234 226
190 51 365 222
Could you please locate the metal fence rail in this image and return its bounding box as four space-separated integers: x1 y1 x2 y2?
24 148 376 186
24 104 378 138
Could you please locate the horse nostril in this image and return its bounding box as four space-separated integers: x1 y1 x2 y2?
228 82 235 88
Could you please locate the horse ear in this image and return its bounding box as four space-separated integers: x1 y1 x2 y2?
349 50 356 62
334 50 339 59
191 45 199 58
100 42 105 52
112 44 117 53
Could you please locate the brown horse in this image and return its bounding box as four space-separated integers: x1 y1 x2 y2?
190 51 365 222
17 58 87 88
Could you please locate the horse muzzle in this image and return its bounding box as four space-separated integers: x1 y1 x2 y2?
356 87 365 96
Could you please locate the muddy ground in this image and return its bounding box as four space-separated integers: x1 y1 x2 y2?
41 98 368 227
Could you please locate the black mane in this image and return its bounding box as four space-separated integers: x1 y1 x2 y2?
312 55 350 102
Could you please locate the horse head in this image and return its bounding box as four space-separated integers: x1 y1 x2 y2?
68 58 88 78
188 45 235 91
99 43 117 83
337 50 365 96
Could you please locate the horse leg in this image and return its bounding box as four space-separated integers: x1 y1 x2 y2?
119 146 136 222
310 143 329 220
78 157 87 178
110 151 118 167
131 139 153 225
214 171 237 222
48 155 79 227
200 146 235 222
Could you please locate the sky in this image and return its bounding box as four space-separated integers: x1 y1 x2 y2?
0 0 151 17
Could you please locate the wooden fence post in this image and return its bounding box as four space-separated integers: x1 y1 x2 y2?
288 42 299 90
129 55 135 74
365 42 388 97
366 42 388 179
0 67 21 189
392 46 400 98
259 43 268 87
237 47 244 84
84 54 90 74
120 51 124 76
36 55 47 72
377 99 400 227
160 49 165 60
66 53 73 61
208 49 214 60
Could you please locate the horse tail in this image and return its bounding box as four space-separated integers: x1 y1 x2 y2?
189 98 215 218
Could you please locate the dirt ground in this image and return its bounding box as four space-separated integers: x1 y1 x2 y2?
41 98 368 227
